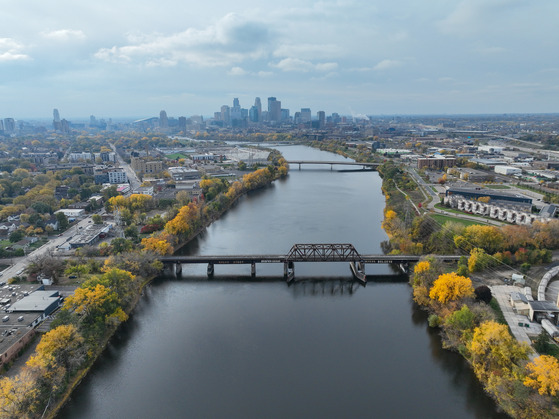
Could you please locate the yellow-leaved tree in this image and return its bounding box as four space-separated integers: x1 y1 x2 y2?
524 355 559 397
27 324 85 375
429 272 474 304
0 368 39 418
141 236 173 255
467 320 530 382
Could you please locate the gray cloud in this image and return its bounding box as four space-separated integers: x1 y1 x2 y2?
95 13 272 67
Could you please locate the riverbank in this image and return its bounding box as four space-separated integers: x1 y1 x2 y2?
0 155 290 418
47 159 290 418
372 161 559 417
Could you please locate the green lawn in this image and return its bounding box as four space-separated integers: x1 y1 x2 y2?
430 214 483 227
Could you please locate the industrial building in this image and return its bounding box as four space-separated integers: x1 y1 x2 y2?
0 286 63 368
495 166 522 176
445 187 532 205
168 167 201 181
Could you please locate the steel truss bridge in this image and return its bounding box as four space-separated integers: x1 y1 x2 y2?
287 161 380 170
159 244 461 285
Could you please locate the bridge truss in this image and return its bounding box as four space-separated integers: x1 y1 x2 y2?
286 243 363 262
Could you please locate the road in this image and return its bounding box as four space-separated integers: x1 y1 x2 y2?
0 215 95 281
109 142 141 192
405 166 505 226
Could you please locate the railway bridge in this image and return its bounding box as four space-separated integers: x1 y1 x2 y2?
159 244 461 285
287 160 380 171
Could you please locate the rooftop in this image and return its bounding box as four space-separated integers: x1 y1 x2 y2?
9 290 61 312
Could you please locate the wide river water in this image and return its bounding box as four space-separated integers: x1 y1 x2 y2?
58 145 506 418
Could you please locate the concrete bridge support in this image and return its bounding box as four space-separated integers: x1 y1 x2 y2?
349 261 366 285
284 261 295 283
251 262 256 278
398 262 409 274
207 263 214 277
175 263 182 277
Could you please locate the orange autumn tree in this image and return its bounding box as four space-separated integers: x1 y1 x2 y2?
429 272 474 304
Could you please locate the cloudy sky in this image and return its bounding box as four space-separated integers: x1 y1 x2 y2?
1 0 558 119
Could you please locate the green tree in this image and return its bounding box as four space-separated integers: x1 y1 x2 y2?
55 212 69 230
8 230 24 243
92 214 102 224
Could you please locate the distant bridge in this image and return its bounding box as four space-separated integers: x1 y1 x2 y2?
159 244 460 285
287 160 380 170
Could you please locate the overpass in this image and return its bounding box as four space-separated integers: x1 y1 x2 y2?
287 160 380 170
159 244 461 285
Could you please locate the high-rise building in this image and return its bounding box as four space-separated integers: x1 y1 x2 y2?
281 109 290 122
300 108 312 123
60 119 70 134
267 97 276 113
221 105 230 124
231 98 242 122
53 108 62 131
3 118 15 133
178 116 187 132
268 97 281 122
254 97 262 122
160 110 169 129
249 106 259 122
0 119 3 132
317 111 325 129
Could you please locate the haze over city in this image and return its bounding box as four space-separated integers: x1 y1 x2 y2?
1 0 558 119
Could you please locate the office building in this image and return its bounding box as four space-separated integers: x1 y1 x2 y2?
317 111 325 128
160 110 169 129
254 97 262 121
300 108 311 123
3 118 15 133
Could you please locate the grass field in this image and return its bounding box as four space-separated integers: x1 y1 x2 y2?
430 214 484 227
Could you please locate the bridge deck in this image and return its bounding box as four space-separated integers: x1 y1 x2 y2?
160 254 461 264
287 160 379 167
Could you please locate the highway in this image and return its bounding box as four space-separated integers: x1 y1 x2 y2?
0 215 96 282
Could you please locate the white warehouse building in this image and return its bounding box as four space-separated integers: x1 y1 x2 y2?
495 165 522 176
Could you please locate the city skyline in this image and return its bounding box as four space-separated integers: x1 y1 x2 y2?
1 1 558 119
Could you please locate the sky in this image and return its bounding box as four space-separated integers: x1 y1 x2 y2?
1 0 558 119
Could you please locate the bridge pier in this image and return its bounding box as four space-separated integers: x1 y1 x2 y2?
398 262 409 274
284 261 295 283
349 261 366 285
251 262 256 278
207 263 214 277
175 262 182 277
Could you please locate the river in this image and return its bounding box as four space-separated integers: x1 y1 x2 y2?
58 145 506 418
